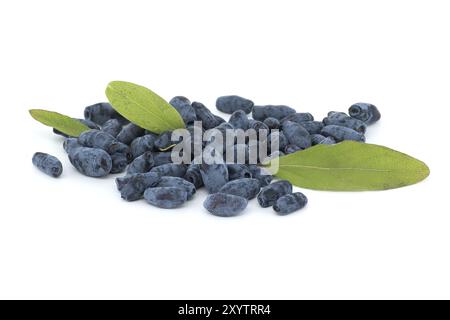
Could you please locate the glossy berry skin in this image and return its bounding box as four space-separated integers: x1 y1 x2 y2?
298 121 324 134
273 192 308 215
150 163 187 178
130 134 157 158
248 165 273 187
216 95 254 114
84 102 127 125
101 119 122 137
169 96 197 124
349 102 381 125
252 105 296 121
227 164 252 180
280 112 314 124
117 123 145 145
200 163 229 193
154 131 174 150
219 178 261 200
53 119 99 137
184 163 203 188
282 121 311 149
257 180 293 208
203 193 248 217
156 176 196 200
284 144 302 154
32 152 63 178
321 125 365 142
263 117 281 130
192 102 222 130
127 151 154 175
228 110 249 130
323 111 366 133
68 147 112 177
116 172 161 201
144 187 188 209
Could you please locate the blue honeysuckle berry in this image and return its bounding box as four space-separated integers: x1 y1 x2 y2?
32 152 63 178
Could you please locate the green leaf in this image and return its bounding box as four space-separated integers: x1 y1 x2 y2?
29 109 90 137
271 141 430 191
105 81 185 134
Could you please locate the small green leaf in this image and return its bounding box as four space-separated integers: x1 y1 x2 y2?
271 141 430 191
105 81 185 134
29 109 90 137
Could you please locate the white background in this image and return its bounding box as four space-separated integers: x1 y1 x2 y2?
0 0 449 299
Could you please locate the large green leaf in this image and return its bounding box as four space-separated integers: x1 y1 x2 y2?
271 141 430 191
105 81 185 134
29 109 90 137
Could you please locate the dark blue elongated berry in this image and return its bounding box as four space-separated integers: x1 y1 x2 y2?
130 134 157 158
227 164 252 180
268 131 288 152
127 151 154 174
273 192 308 215
321 125 365 142
68 147 112 177
101 119 122 137
200 163 229 193
320 137 335 144
323 111 366 133
231 143 250 164
349 102 381 125
282 121 311 149
107 141 133 174
109 142 132 174
116 172 161 201
192 102 222 130
280 112 314 124
216 95 254 114
84 102 127 125
203 193 248 217
228 110 249 130
156 176 196 200
284 144 302 154
184 163 203 188
219 178 260 200
310 134 327 145
117 123 145 145
169 96 197 124
298 121 324 134
53 119 100 137
248 165 273 187
63 138 82 154
155 131 175 150
78 129 116 152
257 180 292 208
32 152 63 178
153 152 173 166
310 134 336 145
214 115 226 125
144 187 187 209
263 117 281 130
252 105 296 121
150 163 187 177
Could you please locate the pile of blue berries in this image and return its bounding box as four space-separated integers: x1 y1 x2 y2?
32 96 380 217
